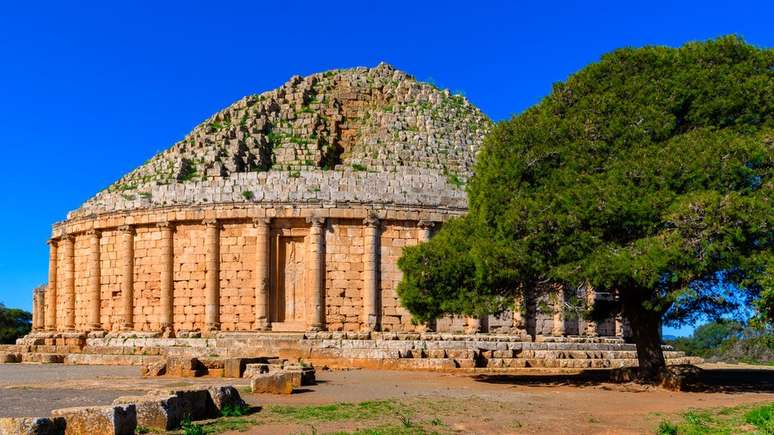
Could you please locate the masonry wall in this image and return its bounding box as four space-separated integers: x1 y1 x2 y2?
324 219 364 331
42 204 618 336
219 221 256 331
380 220 421 332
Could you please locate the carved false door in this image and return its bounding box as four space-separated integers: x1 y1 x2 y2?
271 234 307 331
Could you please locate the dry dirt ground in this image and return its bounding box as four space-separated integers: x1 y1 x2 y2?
1 363 773 434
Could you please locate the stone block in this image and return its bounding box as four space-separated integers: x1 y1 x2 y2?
141 361 166 377
165 357 206 377
113 395 183 431
224 357 266 378
0 353 19 363
250 372 295 394
285 364 316 385
207 386 247 411
51 404 136 435
0 417 66 435
243 363 270 378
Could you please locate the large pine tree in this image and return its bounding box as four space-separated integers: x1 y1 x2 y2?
398 36 774 380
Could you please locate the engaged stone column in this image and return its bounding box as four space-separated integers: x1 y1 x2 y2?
204 219 221 331
158 222 174 334
45 239 58 331
584 286 598 337
119 225 135 331
87 230 102 331
253 218 271 330
307 217 325 331
417 220 435 242
615 315 624 338
362 216 380 331
417 220 436 331
62 235 76 331
31 288 40 331
552 287 565 336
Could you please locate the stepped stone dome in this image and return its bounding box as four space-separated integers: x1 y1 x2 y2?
72 63 490 218
33 64 499 336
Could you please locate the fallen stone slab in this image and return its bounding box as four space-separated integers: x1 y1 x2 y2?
113 394 183 431
0 417 66 435
251 372 295 394
51 404 136 435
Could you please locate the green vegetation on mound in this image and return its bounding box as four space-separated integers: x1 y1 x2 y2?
667 320 774 365
0 303 31 344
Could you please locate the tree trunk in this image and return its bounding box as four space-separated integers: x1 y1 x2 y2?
622 293 666 381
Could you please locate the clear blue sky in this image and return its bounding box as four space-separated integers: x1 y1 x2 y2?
1 1 771 336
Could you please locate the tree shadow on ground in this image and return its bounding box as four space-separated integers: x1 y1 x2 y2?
473 368 774 393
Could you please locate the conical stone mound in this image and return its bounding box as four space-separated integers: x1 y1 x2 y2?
72 63 491 218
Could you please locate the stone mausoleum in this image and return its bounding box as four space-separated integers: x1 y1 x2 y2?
19 64 643 363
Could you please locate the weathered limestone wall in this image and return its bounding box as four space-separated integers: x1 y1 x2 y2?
99 230 122 330
380 220 421 332
173 223 207 331
324 219 365 331
218 221 256 331
37 203 623 338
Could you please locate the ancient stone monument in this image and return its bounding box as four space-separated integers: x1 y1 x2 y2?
8 64 701 372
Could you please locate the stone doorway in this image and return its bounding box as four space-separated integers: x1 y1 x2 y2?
271 234 307 331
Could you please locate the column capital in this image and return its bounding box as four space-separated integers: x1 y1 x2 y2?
47 238 58 247
252 218 271 228
363 216 380 228
60 233 75 242
118 225 135 235
203 219 220 228
85 229 102 237
156 221 174 230
306 216 325 227
417 220 436 230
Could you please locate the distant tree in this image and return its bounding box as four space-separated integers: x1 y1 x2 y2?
668 320 744 357
0 303 32 344
398 36 774 380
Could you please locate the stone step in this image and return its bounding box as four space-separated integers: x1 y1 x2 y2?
19 353 66 363
487 356 698 369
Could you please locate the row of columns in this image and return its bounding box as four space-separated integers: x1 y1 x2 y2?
37 216 413 333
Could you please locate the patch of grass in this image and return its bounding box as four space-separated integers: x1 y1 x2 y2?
745 402 774 433
655 401 774 434
199 417 254 433
351 163 367 172
220 403 250 417
181 417 205 435
327 425 435 435
268 400 406 423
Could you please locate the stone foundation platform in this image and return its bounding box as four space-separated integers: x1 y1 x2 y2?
1 331 700 372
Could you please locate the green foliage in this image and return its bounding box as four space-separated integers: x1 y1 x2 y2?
667 321 774 364
241 190 254 200
0 303 31 344
351 163 367 172
745 402 774 433
398 37 774 374
667 320 744 357
181 417 205 435
656 402 774 434
268 400 404 422
220 403 250 417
